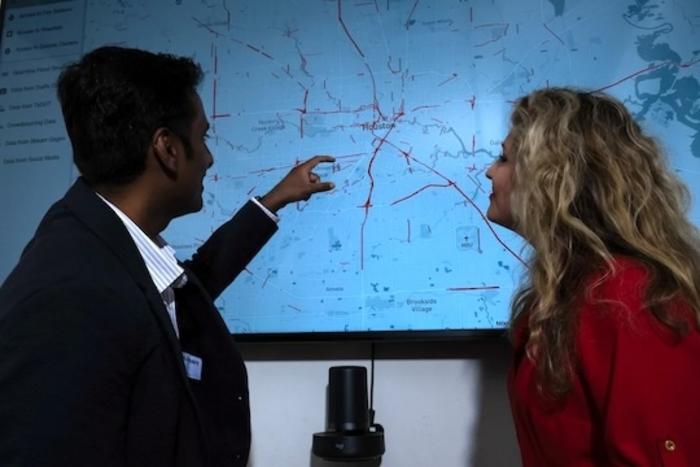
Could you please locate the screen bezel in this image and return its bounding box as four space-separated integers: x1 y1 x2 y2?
233 328 507 342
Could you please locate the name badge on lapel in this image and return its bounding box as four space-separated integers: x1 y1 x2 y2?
182 352 203 381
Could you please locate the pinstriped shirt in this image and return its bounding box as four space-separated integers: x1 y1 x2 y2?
97 194 187 338
95 194 278 339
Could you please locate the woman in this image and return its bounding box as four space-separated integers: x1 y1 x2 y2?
486 88 700 466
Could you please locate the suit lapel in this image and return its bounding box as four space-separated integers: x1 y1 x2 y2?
62 178 194 394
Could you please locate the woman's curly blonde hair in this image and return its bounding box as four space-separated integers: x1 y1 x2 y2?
508 88 700 397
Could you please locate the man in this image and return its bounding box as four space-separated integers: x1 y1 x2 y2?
0 46 334 467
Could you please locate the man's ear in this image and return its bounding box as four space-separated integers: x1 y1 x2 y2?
151 127 181 177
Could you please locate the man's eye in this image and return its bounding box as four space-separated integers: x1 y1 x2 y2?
498 154 507 162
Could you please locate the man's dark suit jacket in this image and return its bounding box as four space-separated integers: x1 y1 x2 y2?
0 177 277 467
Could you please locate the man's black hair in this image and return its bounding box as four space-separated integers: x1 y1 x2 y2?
57 46 204 186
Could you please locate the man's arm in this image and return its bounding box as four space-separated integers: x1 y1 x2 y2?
185 155 335 300
257 155 335 213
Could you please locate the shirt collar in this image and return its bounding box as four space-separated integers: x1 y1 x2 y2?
96 193 186 294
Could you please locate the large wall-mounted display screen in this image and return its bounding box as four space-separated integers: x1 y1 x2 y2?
1 0 698 339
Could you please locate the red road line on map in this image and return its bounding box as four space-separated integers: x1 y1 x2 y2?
210 47 231 120
477 22 508 28
249 153 366 175
365 63 386 120
250 166 287 175
543 23 565 45
222 0 231 30
407 155 527 267
296 44 311 77
194 16 272 61
593 57 700 93
262 271 274 288
245 43 274 60
296 89 309 138
412 104 441 112
306 103 375 116
193 17 223 37
359 110 404 270
452 182 526 266
211 46 217 119
209 47 232 120
401 147 413 171
438 73 458 87
338 0 365 58
387 56 402 74
212 72 218 118
680 57 700 68
362 114 402 206
405 0 419 30
337 152 367 159
447 286 500 291
390 183 453 206
475 23 509 47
